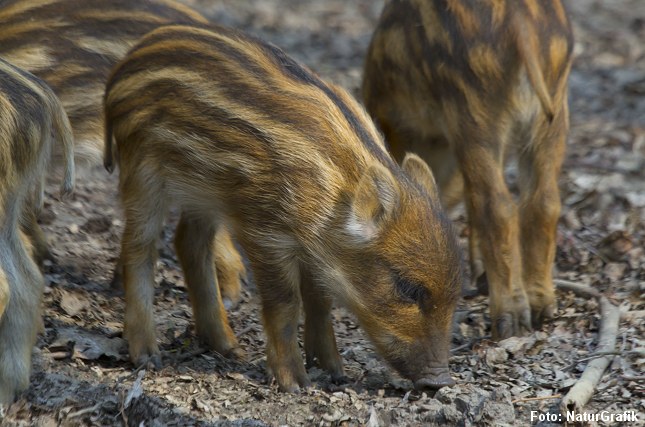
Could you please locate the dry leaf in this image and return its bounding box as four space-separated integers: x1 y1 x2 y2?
59 291 88 317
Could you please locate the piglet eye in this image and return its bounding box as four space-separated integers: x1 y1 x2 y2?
394 274 427 304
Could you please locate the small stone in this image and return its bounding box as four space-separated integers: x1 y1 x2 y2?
485 347 509 365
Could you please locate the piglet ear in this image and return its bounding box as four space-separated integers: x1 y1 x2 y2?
346 164 399 242
402 153 439 201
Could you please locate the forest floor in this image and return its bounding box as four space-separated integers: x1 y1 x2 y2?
1 0 643 426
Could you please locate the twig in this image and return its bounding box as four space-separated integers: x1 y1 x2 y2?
555 280 620 415
562 351 622 371
450 336 489 354
119 369 145 426
450 342 471 354
66 403 102 419
563 349 644 372
554 279 600 299
562 159 639 176
119 389 128 427
560 232 610 263
512 394 562 404
237 324 258 336
621 375 645 381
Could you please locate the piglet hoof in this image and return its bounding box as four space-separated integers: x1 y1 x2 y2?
219 278 243 310
0 381 26 407
270 363 311 393
222 297 234 311
33 246 55 267
109 269 123 292
492 314 514 340
414 369 455 390
531 303 555 329
278 382 301 393
306 355 345 384
475 272 489 296
132 352 162 370
492 308 532 340
462 272 489 298
277 376 311 393
219 279 242 310
330 372 348 385
223 346 246 361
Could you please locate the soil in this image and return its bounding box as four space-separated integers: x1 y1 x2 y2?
1 0 643 426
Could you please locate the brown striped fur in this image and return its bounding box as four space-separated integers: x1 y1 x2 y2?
0 0 245 306
362 0 573 339
0 57 75 404
104 24 463 392
0 0 207 164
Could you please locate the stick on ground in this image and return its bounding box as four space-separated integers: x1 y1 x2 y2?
555 279 621 414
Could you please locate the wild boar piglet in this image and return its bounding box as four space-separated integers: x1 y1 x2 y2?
104 24 463 392
0 0 245 306
0 57 75 404
363 0 574 339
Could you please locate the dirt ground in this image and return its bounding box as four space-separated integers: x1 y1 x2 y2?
1 0 643 426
